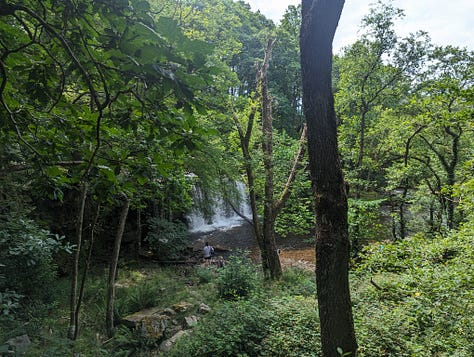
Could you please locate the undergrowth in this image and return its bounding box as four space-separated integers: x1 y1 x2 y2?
1 226 472 356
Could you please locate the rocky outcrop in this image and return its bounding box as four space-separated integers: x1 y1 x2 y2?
2 334 31 356
121 301 210 353
122 307 170 339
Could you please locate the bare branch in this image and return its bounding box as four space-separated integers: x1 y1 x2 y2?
274 124 308 216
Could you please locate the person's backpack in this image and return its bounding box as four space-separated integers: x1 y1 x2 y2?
210 246 215 256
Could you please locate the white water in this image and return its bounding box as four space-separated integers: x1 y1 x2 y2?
187 182 252 233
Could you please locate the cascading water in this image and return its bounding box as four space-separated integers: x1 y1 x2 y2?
187 182 252 233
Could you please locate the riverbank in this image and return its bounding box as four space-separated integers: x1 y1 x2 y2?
189 223 315 269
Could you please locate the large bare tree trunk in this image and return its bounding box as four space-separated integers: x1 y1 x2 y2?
233 39 307 280
300 1 358 356
260 38 282 280
106 198 130 338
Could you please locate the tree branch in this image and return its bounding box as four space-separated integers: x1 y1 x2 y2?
274 124 307 215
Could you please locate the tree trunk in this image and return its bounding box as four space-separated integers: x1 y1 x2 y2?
233 39 307 280
68 181 88 340
75 202 101 338
136 208 142 258
260 38 282 280
300 1 358 356
106 198 130 338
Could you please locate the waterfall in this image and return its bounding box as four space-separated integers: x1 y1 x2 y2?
187 182 252 233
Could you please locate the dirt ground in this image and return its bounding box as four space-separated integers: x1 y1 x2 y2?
190 223 315 270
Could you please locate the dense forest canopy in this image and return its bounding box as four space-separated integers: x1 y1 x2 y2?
0 0 473 355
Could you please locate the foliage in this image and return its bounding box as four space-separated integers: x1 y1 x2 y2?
269 4 304 136
112 266 201 318
195 266 214 284
0 229 471 356
353 227 474 355
348 198 390 253
260 296 321 356
273 131 314 238
0 216 71 301
111 325 159 357
336 0 429 194
216 251 260 300
0 0 472 355
144 218 190 260
170 293 321 357
277 267 316 297
0 289 22 316
0 0 217 235
169 296 272 356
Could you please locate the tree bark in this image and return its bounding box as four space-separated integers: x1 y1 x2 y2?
260 38 282 280
75 202 101 338
68 181 88 340
106 197 130 338
300 1 358 356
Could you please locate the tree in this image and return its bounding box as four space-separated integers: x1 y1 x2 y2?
270 4 304 137
0 0 215 339
106 196 130 338
335 1 429 195
233 39 307 279
384 46 474 233
300 0 357 356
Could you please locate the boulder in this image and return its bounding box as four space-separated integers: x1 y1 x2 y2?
162 307 177 316
160 330 189 353
140 315 170 339
5 334 31 355
199 302 211 314
184 315 198 327
171 301 193 312
121 308 170 339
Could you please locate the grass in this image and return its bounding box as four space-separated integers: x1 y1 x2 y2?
1 263 220 356
1 227 473 356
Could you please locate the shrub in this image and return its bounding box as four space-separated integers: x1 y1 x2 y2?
353 227 474 356
144 218 189 260
0 216 71 301
0 290 22 316
121 282 159 314
348 198 390 254
169 297 271 356
216 252 259 300
278 267 316 296
169 295 322 357
112 325 158 356
261 296 321 356
196 266 214 284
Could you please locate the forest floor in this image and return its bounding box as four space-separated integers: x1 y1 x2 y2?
189 223 316 270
